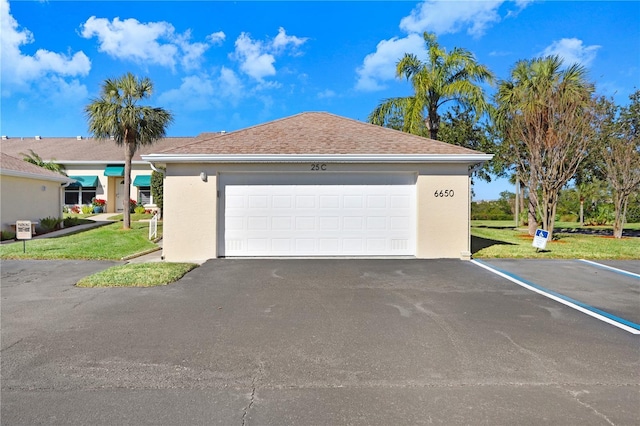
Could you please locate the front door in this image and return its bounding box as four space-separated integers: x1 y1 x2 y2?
116 180 125 212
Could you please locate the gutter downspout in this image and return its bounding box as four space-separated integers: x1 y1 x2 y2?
149 162 165 176
61 181 72 227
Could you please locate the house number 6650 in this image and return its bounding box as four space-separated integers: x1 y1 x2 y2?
311 163 327 171
434 189 454 197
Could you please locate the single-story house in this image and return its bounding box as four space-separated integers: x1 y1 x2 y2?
143 112 493 262
0 152 72 233
0 136 192 213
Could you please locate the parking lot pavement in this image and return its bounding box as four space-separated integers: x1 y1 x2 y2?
2 259 639 425
477 259 640 327
592 259 640 275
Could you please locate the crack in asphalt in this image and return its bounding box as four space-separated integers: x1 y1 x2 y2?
0 338 24 353
565 388 616 426
241 362 264 426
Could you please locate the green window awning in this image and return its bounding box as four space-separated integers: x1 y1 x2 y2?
133 175 151 187
68 175 99 188
104 165 125 177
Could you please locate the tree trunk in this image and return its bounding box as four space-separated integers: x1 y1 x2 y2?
527 177 538 236
579 199 584 226
514 177 520 227
612 191 628 239
519 184 526 225
122 142 135 230
427 106 440 140
540 188 558 241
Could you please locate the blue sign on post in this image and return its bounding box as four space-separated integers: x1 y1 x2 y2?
532 229 549 250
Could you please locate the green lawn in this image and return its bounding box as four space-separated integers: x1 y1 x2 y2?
472 226 639 260
106 213 155 222
77 262 198 287
0 222 161 260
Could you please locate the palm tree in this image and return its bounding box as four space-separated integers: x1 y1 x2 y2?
368 32 494 140
493 56 594 238
85 73 173 229
20 149 67 175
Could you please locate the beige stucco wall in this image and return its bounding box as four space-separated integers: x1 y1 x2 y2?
0 175 64 232
162 165 217 262
416 164 471 259
160 162 474 262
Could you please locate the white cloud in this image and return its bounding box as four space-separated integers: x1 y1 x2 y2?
158 67 245 111
272 27 308 54
400 0 534 37
355 33 427 92
233 32 276 81
207 31 226 45
354 0 534 92
80 16 223 70
42 76 89 105
400 0 505 38
541 38 601 67
231 28 308 82
0 0 90 96
218 67 244 101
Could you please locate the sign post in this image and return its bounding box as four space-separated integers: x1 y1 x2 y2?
532 228 549 251
15 220 32 253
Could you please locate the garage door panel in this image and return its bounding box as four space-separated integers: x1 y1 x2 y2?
221 174 416 256
272 195 292 208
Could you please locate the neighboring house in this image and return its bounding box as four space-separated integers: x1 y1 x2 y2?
0 136 192 213
0 152 72 233
142 112 493 262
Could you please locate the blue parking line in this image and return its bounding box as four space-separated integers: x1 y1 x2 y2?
577 259 640 280
472 259 640 334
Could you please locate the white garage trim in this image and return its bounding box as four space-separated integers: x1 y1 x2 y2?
143 153 493 164
219 173 416 257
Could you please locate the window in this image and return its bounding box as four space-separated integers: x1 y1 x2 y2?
138 187 152 205
65 187 97 205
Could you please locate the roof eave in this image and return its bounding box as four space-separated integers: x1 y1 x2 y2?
141 153 494 165
0 169 73 183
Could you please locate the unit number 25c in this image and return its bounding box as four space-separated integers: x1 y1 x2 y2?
434 189 454 197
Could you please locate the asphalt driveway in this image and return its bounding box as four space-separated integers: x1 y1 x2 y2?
2 259 639 425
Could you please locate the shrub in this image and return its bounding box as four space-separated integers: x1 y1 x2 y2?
134 206 146 214
559 214 578 223
1 230 16 241
39 216 63 232
81 205 94 214
151 168 164 214
70 205 82 214
64 217 82 227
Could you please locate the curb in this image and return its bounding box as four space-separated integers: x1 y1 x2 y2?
121 246 162 261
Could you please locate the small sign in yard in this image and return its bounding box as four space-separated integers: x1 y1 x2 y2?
16 221 33 240
16 220 32 253
532 228 549 250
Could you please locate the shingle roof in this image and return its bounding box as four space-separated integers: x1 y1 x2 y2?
159 112 485 155
0 152 71 182
0 137 193 163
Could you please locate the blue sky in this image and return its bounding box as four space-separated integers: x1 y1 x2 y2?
2 0 639 200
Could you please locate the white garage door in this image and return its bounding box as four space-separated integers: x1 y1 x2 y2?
219 173 416 257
